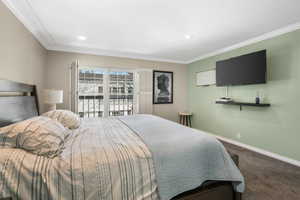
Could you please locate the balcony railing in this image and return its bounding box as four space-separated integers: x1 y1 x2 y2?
78 69 134 118
78 95 103 118
78 95 134 118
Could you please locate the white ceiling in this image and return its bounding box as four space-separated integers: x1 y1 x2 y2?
4 0 300 63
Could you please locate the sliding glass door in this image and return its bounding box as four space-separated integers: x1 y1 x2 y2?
78 68 135 118
78 69 105 118
108 71 134 116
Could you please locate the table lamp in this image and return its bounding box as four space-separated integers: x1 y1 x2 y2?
44 89 63 111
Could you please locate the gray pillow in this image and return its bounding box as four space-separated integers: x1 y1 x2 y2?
42 110 81 129
0 116 68 158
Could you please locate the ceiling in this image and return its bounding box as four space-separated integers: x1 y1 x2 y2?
4 0 300 64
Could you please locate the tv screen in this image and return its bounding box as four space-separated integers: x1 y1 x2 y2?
216 50 266 86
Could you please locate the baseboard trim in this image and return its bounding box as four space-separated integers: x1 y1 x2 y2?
211 134 300 168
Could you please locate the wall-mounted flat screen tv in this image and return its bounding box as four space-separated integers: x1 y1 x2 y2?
216 50 266 86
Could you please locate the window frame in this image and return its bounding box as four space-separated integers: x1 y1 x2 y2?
77 67 137 118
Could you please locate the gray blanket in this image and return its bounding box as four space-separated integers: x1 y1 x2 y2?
120 114 245 200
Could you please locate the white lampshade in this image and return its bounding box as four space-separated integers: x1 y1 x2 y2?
44 89 63 104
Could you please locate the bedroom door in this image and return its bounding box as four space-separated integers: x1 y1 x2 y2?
77 68 135 118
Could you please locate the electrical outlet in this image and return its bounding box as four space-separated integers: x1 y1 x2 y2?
237 133 241 139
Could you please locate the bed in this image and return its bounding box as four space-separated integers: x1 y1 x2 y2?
0 79 244 200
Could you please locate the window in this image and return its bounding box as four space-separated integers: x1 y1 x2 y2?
108 71 134 116
78 68 135 118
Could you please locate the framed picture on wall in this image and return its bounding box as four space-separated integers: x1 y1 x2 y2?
153 70 173 104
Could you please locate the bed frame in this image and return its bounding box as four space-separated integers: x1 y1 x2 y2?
172 154 242 200
0 79 242 200
0 79 39 127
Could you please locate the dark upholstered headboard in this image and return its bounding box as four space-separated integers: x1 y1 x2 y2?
0 79 39 127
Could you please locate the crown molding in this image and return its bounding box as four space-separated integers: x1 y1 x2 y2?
2 0 55 48
187 22 300 64
3 0 300 65
48 44 187 64
2 0 187 64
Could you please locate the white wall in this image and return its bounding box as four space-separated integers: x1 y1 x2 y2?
45 51 188 122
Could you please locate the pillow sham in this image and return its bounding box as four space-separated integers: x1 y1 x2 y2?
42 110 80 129
0 116 67 158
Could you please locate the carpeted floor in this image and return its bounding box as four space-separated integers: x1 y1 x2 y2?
221 141 300 200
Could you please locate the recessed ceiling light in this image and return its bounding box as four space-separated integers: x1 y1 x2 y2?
77 36 87 41
185 35 191 39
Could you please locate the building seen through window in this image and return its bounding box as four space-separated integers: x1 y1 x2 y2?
78 69 134 118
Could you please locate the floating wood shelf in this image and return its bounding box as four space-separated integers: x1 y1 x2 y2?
215 101 271 111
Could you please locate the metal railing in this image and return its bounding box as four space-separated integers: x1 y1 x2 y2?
78 95 134 118
78 69 134 118
78 95 104 118
108 95 134 116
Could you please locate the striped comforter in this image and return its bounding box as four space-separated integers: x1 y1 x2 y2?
0 118 159 200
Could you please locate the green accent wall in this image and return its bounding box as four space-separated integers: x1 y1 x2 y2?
188 29 300 161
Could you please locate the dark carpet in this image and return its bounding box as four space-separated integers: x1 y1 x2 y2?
221 141 300 200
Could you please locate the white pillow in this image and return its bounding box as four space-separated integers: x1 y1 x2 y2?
0 116 67 158
42 110 80 129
